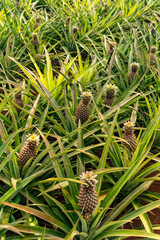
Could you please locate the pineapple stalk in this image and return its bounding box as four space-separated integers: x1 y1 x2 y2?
78 171 98 222
75 92 92 124
128 63 139 83
123 121 137 153
104 84 118 106
18 134 40 167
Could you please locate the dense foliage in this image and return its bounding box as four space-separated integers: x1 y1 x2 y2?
0 0 160 239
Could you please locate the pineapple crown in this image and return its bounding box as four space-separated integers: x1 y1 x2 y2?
80 171 98 187
81 92 92 98
131 63 139 73
104 83 118 96
81 92 92 103
123 121 134 128
123 121 135 133
150 46 156 53
26 133 40 146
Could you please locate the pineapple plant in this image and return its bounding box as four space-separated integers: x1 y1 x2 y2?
18 134 40 167
13 88 23 114
123 121 137 153
34 17 40 30
103 83 118 106
128 63 139 83
150 46 156 66
75 92 92 124
78 171 98 221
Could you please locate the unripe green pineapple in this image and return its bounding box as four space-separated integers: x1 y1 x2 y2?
13 88 23 114
78 171 98 221
123 121 137 153
104 84 118 106
128 63 139 83
75 92 92 124
18 134 40 167
150 46 156 66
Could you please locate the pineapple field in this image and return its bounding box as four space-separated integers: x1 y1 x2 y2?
1 0 160 239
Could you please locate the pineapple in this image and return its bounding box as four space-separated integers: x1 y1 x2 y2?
123 121 137 153
128 63 139 83
104 83 118 106
75 92 92 124
34 17 40 30
18 134 40 167
78 171 98 221
13 88 23 114
32 33 39 45
150 46 156 66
